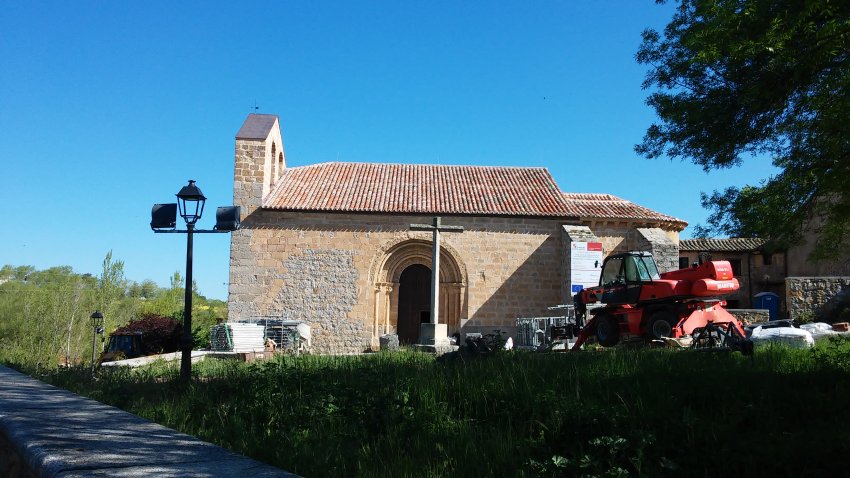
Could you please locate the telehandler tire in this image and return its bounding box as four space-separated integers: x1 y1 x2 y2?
646 310 677 340
595 314 620 347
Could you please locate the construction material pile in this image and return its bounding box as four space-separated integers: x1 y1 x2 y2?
209 322 265 352
747 321 850 349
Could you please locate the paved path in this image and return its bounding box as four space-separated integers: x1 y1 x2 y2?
0 365 297 477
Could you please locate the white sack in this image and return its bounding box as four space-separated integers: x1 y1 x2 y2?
750 325 814 349
800 322 838 342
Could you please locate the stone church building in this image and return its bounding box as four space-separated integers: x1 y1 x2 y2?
228 114 687 353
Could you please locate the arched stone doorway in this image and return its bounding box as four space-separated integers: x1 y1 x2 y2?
397 264 431 344
370 239 467 346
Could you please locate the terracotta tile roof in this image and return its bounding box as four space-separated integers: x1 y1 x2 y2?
264 162 575 217
561 193 688 229
680 238 766 252
236 114 278 140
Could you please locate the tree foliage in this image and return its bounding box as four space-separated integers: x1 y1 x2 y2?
637 0 850 258
0 255 227 370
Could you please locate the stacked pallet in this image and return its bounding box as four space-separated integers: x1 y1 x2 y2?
272 321 312 351
209 323 265 352
244 318 312 353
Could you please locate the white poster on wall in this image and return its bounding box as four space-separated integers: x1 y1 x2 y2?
570 242 604 294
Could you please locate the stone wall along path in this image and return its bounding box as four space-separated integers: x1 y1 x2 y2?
0 366 297 478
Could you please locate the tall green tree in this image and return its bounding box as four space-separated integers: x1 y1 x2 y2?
97 251 139 343
637 0 850 259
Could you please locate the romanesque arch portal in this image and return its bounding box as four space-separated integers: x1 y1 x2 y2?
371 239 466 344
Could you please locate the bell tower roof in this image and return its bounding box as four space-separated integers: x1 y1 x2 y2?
236 114 279 140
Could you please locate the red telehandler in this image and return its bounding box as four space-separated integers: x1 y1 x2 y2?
571 251 753 355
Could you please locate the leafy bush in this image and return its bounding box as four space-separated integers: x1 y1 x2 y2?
795 310 816 324
112 313 182 354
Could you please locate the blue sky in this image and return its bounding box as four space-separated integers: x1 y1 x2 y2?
0 1 777 300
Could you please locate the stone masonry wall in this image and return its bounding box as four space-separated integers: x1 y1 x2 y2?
272 250 362 352
633 228 679 273
727 309 770 326
586 222 632 255
234 139 266 218
228 211 567 353
587 221 680 257
0 426 35 478
785 277 850 322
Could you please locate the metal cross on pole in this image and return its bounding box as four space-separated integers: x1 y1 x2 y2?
409 216 464 325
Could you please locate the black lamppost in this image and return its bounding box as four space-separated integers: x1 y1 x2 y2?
90 311 104 374
176 180 205 381
151 180 240 381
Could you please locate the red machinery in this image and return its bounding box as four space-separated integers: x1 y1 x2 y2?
572 252 753 354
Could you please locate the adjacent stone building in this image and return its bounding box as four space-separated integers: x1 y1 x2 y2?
681 234 850 322
679 238 787 310
228 114 687 353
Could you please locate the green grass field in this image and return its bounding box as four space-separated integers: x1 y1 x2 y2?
34 339 850 477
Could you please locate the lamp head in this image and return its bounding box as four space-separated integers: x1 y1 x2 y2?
90 311 104 328
176 180 206 225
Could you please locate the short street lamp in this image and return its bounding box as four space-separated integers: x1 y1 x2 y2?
151 180 240 381
90 311 104 374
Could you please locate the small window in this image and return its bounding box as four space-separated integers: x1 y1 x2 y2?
270 142 277 186
679 257 690 269
762 253 773 266
725 258 742 277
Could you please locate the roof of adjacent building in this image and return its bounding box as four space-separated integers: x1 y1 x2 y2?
236 114 278 140
679 237 767 252
264 162 575 217
561 193 687 227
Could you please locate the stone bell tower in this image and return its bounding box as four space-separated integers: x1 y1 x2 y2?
229 114 285 321
233 114 285 218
